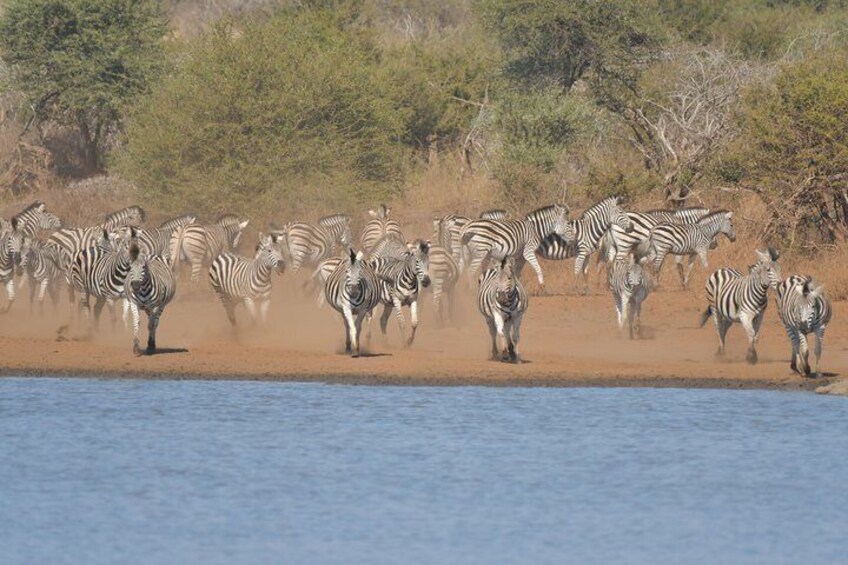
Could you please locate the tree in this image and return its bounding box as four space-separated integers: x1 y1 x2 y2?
0 0 166 174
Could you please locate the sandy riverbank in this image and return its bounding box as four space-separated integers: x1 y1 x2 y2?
1 278 845 393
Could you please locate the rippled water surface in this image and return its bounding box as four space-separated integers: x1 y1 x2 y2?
1 378 847 564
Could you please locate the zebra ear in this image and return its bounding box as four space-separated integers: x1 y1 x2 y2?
725 211 733 218
349 247 357 263
355 250 364 262
129 243 140 262
755 249 769 263
10 216 18 231
368 210 378 218
239 220 249 230
768 247 780 261
129 226 137 238
421 240 430 253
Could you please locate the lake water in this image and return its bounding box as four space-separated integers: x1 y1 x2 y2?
1 378 847 564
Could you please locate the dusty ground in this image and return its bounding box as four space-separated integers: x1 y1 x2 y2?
0 264 845 391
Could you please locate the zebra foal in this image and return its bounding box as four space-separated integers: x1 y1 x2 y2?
125 243 177 355
324 248 381 357
775 275 832 377
700 248 781 364
477 256 528 363
608 256 649 339
209 233 286 328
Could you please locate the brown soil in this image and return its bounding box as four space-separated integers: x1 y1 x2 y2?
0 269 844 391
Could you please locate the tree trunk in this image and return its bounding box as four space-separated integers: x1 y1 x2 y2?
78 119 103 175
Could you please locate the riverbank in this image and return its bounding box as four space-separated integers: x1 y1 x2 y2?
2 286 845 393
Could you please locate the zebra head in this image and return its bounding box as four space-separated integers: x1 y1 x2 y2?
795 277 824 328
127 242 147 292
103 205 146 231
346 248 367 288
753 248 781 289
318 214 353 248
407 239 431 288
369 205 390 220
702 210 736 243
257 233 286 274
611 196 633 233
38 211 62 231
494 256 518 303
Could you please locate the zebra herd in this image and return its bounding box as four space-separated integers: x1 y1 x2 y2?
0 197 833 375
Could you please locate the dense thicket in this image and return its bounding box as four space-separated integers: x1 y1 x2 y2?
3 0 848 246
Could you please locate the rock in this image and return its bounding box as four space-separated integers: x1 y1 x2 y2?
816 380 848 396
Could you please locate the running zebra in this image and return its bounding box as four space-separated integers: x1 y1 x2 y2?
22 238 61 313
775 275 832 377
460 204 571 286
699 248 781 364
0 220 24 312
477 256 528 363
361 205 404 252
208 233 286 328
324 248 381 357
70 228 137 329
371 239 431 347
169 215 249 283
638 210 735 288
276 214 352 272
568 196 633 294
608 256 649 339
428 245 459 326
125 243 177 355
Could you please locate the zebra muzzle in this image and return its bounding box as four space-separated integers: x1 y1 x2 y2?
422 276 431 288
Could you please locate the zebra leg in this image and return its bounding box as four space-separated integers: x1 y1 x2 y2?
353 311 370 357
493 312 508 360
407 300 419 347
740 313 759 364
573 252 589 295
466 250 487 287
93 297 107 332
485 317 499 360
28 277 36 313
130 300 142 355
523 246 544 287
190 259 203 285
38 280 49 315
510 313 523 363
797 333 811 377
243 298 257 325
222 300 237 329
379 304 392 340
392 297 408 346
713 314 730 358
432 280 444 327
613 293 624 330
342 304 357 356
4 280 15 312
630 298 642 340
259 299 270 324
814 325 826 378
786 326 800 373
146 311 160 354
122 299 131 331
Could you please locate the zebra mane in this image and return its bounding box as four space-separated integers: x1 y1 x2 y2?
215 214 241 227
525 204 566 221
696 209 731 223
18 200 46 215
104 205 146 226
579 196 620 219
318 214 350 227
159 214 196 230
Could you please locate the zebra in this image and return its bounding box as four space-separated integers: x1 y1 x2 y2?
9 201 62 238
70 228 137 329
124 243 177 355
568 196 633 294
477 256 528 363
169 215 249 283
480 209 508 220
276 214 353 272
22 238 61 313
324 248 381 357
103 205 146 231
208 233 286 328
608 256 649 339
699 248 781 364
361 205 404 252
432 214 469 266
638 210 735 289
371 239 431 347
775 275 832 378
459 204 571 286
428 245 459 326
0 220 25 312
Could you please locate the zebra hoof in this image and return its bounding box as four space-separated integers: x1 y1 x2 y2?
146 347 155 355
746 350 758 365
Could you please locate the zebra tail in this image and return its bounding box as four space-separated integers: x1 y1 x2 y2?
699 305 713 328
169 226 186 271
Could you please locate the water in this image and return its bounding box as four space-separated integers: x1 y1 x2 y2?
1 378 847 565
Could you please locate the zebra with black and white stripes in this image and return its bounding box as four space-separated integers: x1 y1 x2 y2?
477 256 528 363
9 201 62 238
169 215 249 282
124 243 177 354
608 256 649 339
277 214 353 272
432 214 469 266
22 238 61 313
70 228 137 328
428 245 459 326
209 233 286 328
700 248 781 364
460 204 571 286
371 239 431 347
324 248 381 357
569 196 633 294
639 210 735 288
775 275 832 377
361 205 404 252
0 219 25 312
